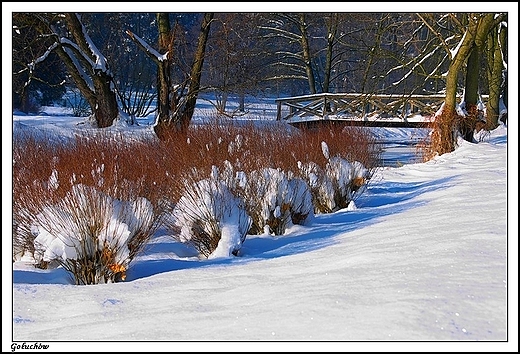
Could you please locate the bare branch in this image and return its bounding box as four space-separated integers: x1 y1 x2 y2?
416 13 453 58
125 29 166 65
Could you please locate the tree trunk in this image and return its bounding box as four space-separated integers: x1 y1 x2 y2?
485 25 504 129
154 13 174 138
63 14 118 128
432 14 479 156
181 13 214 130
153 13 213 140
92 74 120 128
461 46 480 142
428 13 506 157
323 13 338 94
299 13 317 94
434 32 475 156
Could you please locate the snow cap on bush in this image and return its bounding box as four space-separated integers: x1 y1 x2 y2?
31 184 155 284
172 175 251 258
242 168 314 235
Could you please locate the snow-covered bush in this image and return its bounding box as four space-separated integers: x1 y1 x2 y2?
298 157 369 213
325 156 354 210
169 174 251 258
325 157 371 211
287 177 315 227
238 168 313 235
350 160 370 195
297 161 336 213
31 184 158 284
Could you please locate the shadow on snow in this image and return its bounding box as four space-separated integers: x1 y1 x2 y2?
13 175 455 285
123 175 454 282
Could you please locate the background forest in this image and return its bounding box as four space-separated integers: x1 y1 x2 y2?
12 12 507 120
7 3 516 350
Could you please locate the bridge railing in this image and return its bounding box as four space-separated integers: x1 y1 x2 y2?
275 93 488 122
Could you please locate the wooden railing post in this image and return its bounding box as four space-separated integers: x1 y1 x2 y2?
275 93 486 125
323 96 327 118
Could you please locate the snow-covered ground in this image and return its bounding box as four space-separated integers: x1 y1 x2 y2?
5 95 517 352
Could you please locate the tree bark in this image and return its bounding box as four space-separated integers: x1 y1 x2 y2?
433 18 476 156
299 13 317 94
153 13 213 140
486 24 505 129
461 46 480 142
180 12 214 130
322 13 338 94
154 13 173 136
63 14 118 128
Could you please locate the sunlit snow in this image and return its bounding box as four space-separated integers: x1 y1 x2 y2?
5 94 517 352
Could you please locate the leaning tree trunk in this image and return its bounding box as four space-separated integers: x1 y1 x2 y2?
153 13 213 140
461 46 480 142
299 13 317 95
63 13 118 128
27 13 118 128
178 12 214 132
425 13 507 158
431 30 475 156
430 14 495 157
54 44 118 128
485 24 505 129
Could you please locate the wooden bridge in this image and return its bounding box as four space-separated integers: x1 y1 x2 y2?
275 93 488 129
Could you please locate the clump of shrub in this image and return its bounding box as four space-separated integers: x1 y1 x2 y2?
225 166 314 235
31 184 158 284
166 168 251 258
13 119 380 284
13 131 166 284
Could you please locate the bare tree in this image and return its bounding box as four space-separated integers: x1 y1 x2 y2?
485 18 507 128
12 13 67 113
127 13 214 140
22 13 120 128
88 13 158 122
201 13 266 116
321 13 339 94
417 13 506 156
257 13 419 96
258 13 318 95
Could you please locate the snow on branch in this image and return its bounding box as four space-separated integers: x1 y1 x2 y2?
126 30 167 64
416 13 453 59
273 51 304 60
60 38 99 69
27 42 59 74
258 25 301 39
60 40 95 91
390 46 441 87
264 74 308 81
76 14 109 73
449 31 466 60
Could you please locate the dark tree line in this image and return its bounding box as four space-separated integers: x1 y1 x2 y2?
13 12 508 154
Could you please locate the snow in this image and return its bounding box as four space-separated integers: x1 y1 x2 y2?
450 30 466 60
4 2 519 351
77 13 109 73
4 95 517 352
125 30 168 62
172 176 251 258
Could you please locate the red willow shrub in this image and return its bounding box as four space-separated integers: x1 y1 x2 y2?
13 120 379 279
